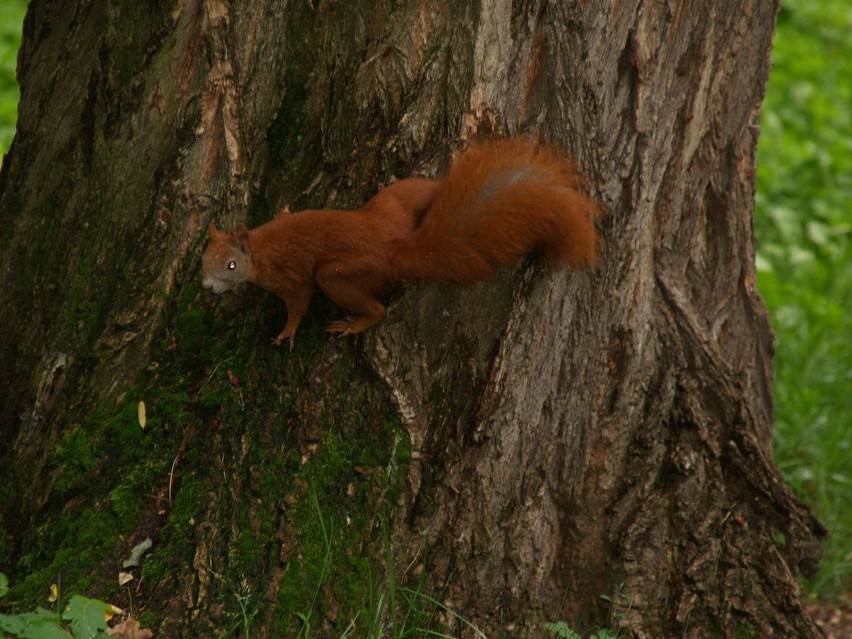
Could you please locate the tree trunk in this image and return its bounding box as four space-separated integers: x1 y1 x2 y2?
0 1 825 637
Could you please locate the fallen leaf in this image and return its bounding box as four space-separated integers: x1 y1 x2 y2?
108 617 154 639
122 538 153 568
48 583 58 602
118 572 134 587
138 401 147 429
105 603 125 621
227 370 239 386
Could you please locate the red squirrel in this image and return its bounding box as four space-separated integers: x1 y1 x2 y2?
201 137 601 347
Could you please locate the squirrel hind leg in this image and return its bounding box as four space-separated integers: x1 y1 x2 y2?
325 300 386 336
317 266 387 336
326 313 384 337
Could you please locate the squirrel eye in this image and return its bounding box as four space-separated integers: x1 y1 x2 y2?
227 260 237 270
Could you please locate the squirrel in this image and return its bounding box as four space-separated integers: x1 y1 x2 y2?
201 137 601 348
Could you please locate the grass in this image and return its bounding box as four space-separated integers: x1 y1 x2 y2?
0 0 24 160
755 0 851 598
0 0 846 619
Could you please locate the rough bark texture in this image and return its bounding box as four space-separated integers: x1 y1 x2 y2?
0 1 825 638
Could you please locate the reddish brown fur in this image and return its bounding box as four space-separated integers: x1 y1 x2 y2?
201 138 601 345
389 137 601 284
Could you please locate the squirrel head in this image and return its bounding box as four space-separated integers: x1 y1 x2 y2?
201 221 253 294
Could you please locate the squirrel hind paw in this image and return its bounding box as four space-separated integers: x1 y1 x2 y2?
326 316 380 336
326 320 355 337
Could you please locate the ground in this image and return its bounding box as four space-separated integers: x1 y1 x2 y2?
806 596 851 639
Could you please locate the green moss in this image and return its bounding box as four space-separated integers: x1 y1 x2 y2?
11 505 120 608
137 610 158 630
107 402 145 451
141 476 206 586
255 396 408 634
734 624 760 639
51 425 98 496
173 308 208 354
196 384 222 411
5 204 413 630
0 488 12 561
152 304 227 373
267 78 310 172
110 4 165 89
6 324 197 607
258 452 295 498
62 231 112 345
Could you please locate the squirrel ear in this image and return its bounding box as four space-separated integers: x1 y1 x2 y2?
208 221 218 239
233 223 250 253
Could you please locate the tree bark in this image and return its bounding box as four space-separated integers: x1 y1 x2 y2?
0 1 825 638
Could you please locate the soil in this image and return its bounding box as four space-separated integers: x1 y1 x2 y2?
806 595 852 639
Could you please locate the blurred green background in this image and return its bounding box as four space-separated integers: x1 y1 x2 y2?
755 1 850 598
0 0 24 155
0 0 847 600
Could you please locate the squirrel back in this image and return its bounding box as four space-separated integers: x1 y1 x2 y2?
390 137 601 284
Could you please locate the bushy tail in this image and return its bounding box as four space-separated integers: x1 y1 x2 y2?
390 137 601 285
